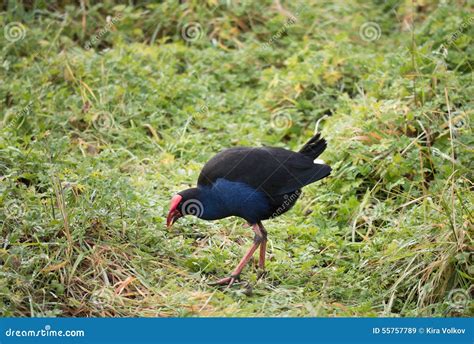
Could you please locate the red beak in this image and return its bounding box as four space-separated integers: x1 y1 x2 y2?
166 195 183 228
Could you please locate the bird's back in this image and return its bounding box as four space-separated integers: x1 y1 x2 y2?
196 134 331 222
198 135 331 197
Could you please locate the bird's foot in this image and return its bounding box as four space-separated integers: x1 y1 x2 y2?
257 270 268 280
209 274 240 288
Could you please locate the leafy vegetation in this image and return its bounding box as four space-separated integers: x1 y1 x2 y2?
0 0 472 317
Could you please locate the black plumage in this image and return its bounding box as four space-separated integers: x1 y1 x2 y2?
197 133 330 218
167 133 331 286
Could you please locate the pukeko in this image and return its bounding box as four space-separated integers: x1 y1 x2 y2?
167 133 331 287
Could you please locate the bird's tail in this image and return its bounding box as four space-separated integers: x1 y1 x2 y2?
299 133 327 159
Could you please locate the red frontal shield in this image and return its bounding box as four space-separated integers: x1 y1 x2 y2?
166 194 183 227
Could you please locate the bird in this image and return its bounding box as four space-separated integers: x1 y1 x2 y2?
166 133 331 287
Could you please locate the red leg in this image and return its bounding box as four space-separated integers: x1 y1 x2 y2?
211 223 265 288
211 242 259 287
258 222 267 270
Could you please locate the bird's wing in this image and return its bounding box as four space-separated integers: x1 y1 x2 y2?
197 147 331 197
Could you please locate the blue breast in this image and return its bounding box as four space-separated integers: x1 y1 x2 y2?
198 178 270 223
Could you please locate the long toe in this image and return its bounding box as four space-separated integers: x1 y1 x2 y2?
209 275 238 288
257 270 268 279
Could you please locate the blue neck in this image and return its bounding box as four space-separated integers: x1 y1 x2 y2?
197 186 231 220
195 178 270 223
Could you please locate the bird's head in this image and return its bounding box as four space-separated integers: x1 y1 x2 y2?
166 188 204 228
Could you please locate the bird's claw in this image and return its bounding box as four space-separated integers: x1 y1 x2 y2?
257 270 267 279
209 275 240 288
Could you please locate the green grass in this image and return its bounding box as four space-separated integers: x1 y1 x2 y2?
0 0 473 317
